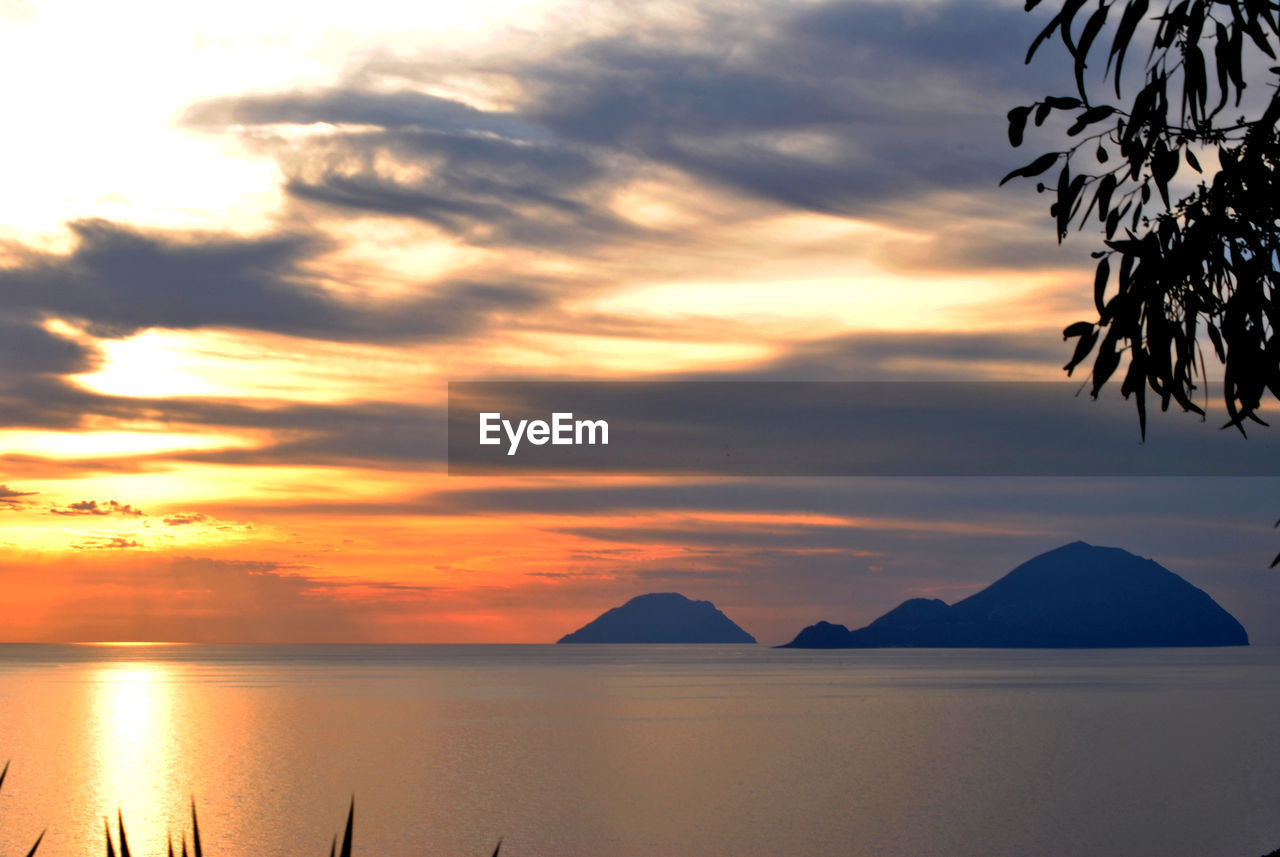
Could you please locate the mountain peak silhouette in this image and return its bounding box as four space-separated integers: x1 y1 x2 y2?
781 542 1247 648
558 593 756 643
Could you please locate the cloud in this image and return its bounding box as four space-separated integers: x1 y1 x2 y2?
553 521 912 551
0 220 552 345
71 536 142 550
158 511 254 533
186 90 639 250
162 512 209 526
0 484 37 509
282 127 635 250
0 315 98 376
416 476 1280 527
167 399 447 468
705 329 1071 381
0 357 451 465
50 499 145 517
0 313 104 433
183 0 1066 256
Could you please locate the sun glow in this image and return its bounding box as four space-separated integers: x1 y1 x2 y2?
0 429 260 459
71 327 444 404
0 0 572 242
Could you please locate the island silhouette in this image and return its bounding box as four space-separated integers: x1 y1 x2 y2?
558 592 757 643
781 541 1248 648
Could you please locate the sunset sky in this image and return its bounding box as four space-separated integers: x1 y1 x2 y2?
1 0 1277 645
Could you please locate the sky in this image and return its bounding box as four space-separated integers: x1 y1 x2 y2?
1 0 1277 645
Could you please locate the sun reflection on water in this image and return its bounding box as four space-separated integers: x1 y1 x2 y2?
85 661 189 857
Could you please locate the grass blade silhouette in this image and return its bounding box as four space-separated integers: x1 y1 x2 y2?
3 772 524 857
191 800 203 857
118 810 131 857
338 799 353 857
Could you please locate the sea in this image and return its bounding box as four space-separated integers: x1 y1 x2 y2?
0 644 1277 857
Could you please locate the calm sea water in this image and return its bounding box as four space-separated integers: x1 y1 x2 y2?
0 644 1277 857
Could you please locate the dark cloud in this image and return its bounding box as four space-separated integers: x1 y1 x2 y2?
0 377 98 430
186 88 636 249
0 484 37 509
0 313 103 433
522 0 1060 218
161 398 446 469
0 219 551 344
50 499 145 517
0 218 546 434
448 380 1280 477
705 329 1072 381
184 89 536 136
0 315 98 375
283 130 636 249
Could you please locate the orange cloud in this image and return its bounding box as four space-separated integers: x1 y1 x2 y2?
51 499 145 517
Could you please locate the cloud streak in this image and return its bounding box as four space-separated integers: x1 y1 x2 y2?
0 220 552 344
70 536 142 550
0 484 37 509
50 499 145 517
